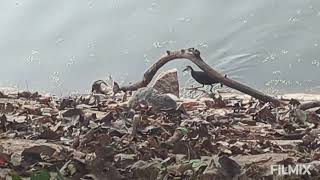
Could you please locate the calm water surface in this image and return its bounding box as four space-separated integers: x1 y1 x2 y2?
0 0 320 95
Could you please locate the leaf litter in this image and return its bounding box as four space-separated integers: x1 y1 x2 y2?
0 82 320 179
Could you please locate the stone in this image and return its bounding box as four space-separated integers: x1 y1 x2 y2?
216 155 241 179
152 69 179 97
0 91 7 98
128 87 177 112
91 80 112 95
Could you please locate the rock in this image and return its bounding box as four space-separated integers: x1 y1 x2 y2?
128 87 177 112
131 160 161 180
0 91 7 98
216 156 241 179
152 69 179 97
91 80 112 95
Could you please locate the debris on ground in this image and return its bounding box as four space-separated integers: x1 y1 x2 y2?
1 80 320 179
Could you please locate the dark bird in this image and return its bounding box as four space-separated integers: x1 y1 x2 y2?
183 65 224 92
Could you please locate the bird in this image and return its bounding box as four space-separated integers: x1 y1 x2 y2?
183 65 224 92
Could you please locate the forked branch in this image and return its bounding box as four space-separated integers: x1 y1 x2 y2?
114 48 282 106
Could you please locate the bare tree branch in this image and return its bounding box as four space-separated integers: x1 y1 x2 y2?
114 48 283 106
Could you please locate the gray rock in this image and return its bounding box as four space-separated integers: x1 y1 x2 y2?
216 155 241 180
152 68 179 97
128 87 177 112
91 80 112 95
130 160 161 180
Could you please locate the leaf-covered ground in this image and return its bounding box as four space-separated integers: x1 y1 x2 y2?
1 87 320 180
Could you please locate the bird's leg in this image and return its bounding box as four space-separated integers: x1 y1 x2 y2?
210 85 214 92
209 85 216 98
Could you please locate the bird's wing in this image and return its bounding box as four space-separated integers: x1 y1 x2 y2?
193 71 218 84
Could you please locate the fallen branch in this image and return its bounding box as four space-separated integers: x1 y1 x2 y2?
298 101 320 111
114 48 282 106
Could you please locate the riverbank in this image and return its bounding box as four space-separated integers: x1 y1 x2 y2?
1 83 320 179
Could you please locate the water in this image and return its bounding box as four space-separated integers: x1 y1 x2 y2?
0 0 320 95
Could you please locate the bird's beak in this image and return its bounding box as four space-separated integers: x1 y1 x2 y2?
182 67 188 72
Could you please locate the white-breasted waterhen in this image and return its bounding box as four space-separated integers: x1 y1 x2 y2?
183 65 226 92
